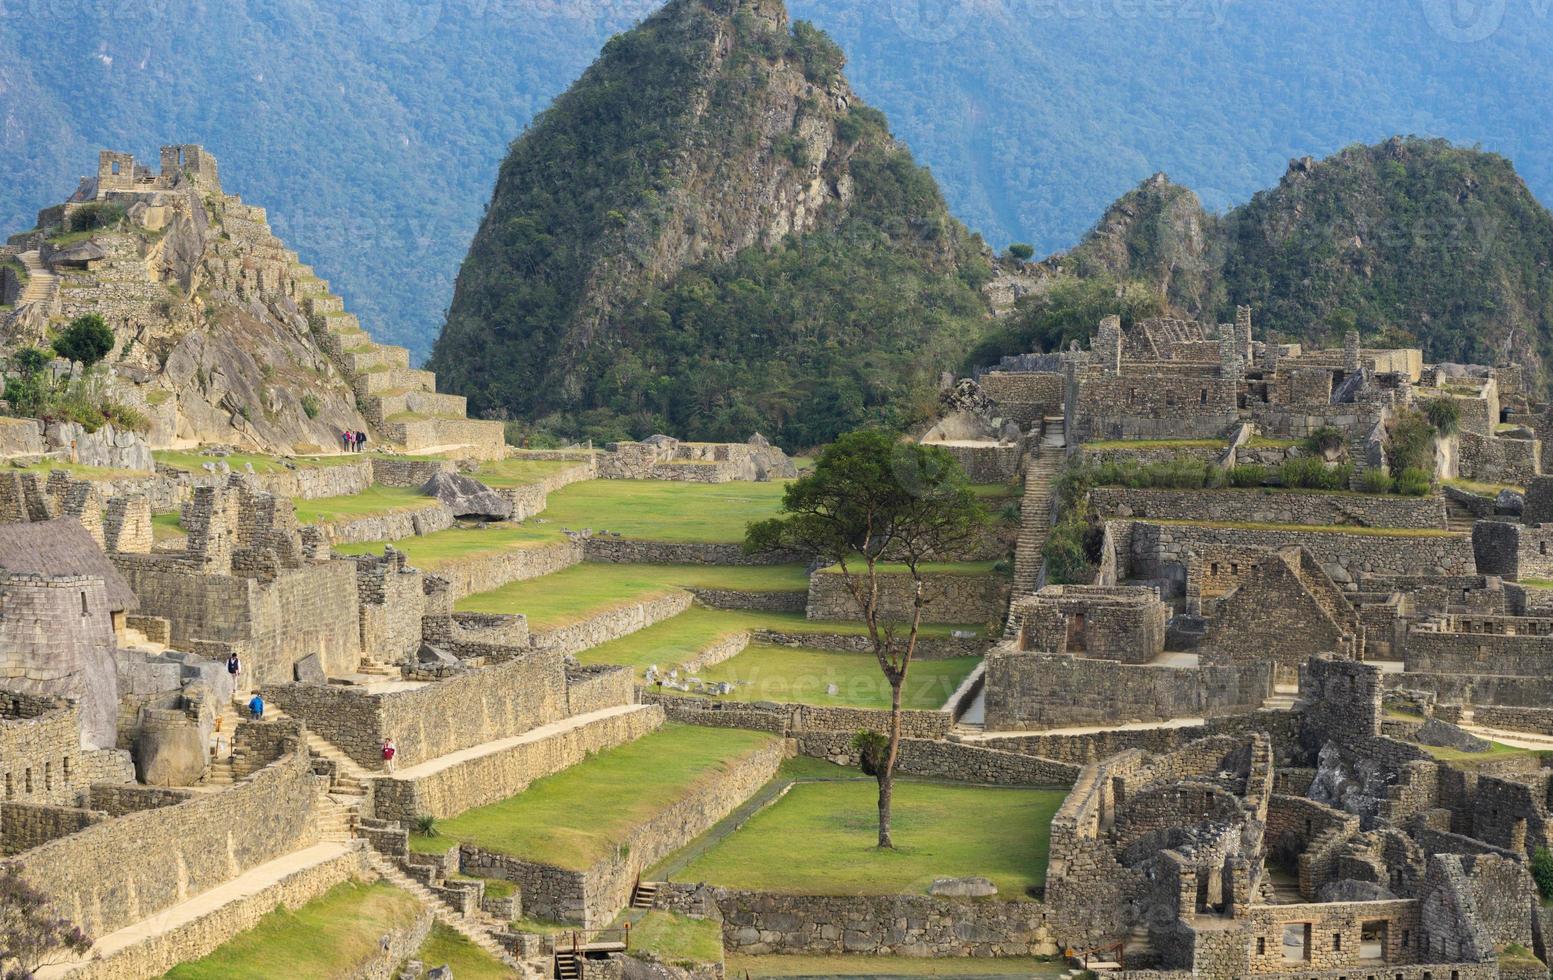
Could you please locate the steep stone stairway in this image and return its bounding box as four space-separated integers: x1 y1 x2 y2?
16 250 58 307
364 850 529 974
1445 497 1478 534
1011 418 1067 604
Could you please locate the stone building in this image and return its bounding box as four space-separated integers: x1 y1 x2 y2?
1008 585 1168 663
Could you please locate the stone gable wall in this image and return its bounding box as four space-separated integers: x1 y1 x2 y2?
1090 487 1446 530
370 704 663 824
14 749 320 938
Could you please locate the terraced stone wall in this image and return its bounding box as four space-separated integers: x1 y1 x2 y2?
806 570 1007 625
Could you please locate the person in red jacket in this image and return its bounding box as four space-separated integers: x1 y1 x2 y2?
381 737 397 773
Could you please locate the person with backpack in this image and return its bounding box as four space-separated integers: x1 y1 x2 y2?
248 692 265 721
356 429 368 453
381 737 397 773
226 651 241 682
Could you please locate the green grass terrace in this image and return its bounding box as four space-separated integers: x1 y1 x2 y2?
454 563 811 631
667 778 1064 899
574 606 985 678
686 644 979 710
468 456 590 488
410 724 777 868
162 880 421 979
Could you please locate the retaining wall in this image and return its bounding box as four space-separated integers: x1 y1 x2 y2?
806 570 1008 625
1090 487 1446 530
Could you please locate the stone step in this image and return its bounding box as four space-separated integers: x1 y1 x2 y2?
353 367 437 399
361 388 467 427
342 344 411 375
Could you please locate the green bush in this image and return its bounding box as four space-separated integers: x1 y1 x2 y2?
52 314 115 367
1532 847 1553 899
1228 464 1267 488
1303 426 1346 457
300 393 320 419
1356 468 1394 494
1425 398 1462 437
1043 516 1095 585
412 814 439 838
1006 243 1035 261
1395 467 1433 496
1278 456 1351 491
65 202 126 233
1387 411 1437 474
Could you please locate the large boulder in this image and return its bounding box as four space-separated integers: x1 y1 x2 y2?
134 709 207 786
421 471 511 520
1415 718 1491 754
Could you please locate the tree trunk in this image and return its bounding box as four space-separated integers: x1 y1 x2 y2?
878 676 904 848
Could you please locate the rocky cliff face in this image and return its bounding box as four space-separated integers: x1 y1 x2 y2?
432 0 992 446
1 159 372 453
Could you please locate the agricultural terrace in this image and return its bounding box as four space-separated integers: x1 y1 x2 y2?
409 725 778 868
687 644 979 710
453 563 811 630
668 777 1064 898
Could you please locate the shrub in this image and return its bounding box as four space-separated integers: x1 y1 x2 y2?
1228 464 1267 488
1356 468 1394 494
1279 456 1349 490
1043 516 1095 585
1395 467 1433 497
850 730 889 777
65 202 125 233
1006 243 1035 262
300 393 320 419
99 401 149 434
1425 398 1462 437
52 314 115 367
412 814 438 837
1387 410 1437 475
1303 426 1346 457
1532 847 1553 899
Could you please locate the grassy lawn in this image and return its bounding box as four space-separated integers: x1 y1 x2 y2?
627 911 724 967
1151 518 1459 538
1418 740 1535 764
728 954 1066 977
454 563 811 630
671 780 1063 898
412 724 777 868
151 511 184 543
538 479 789 543
1521 579 1553 590
334 522 558 566
411 921 510 979
6 460 148 480
162 880 421 979
293 484 432 524
575 607 984 677
472 457 588 488
154 450 361 474
1445 477 1527 496
1246 436 1301 448
687 645 979 710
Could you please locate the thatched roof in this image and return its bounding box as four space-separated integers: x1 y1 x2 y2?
0 519 138 611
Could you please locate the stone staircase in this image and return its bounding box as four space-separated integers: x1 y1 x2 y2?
629 880 660 910
364 850 528 973
1445 497 1477 534
1011 419 1067 602
16 250 58 308
292 262 504 459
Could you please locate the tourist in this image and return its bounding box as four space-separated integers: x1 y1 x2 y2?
356 429 368 453
226 651 241 682
248 692 264 721
381 737 396 773
340 429 352 453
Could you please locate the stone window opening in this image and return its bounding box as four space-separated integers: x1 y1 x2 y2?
23 768 31 794
43 762 50 791
1283 923 1312 962
1211 562 1220 576
110 161 120 174
80 591 89 616
1333 933 1341 952
1541 542 1548 556
62 757 70 783
1231 563 1240 575
4 773 10 799
1400 929 1408 949
1200 388 1209 405
1257 937 1266 956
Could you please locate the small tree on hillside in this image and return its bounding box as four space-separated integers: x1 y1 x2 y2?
0 863 91 978
51 314 114 368
746 430 987 847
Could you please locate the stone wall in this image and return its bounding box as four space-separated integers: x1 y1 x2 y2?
973 709 1303 766
0 695 127 806
369 458 456 487
1078 442 1225 467
566 666 636 717
0 801 107 855
1457 430 1540 487
979 370 1065 426
371 704 663 823
1472 520 1553 582
316 500 453 545
806 570 1008 625
55 847 372 980
582 537 803 566
982 651 1271 730
429 540 583 601
1089 487 1447 530
268 648 568 770
530 591 693 657
85 783 192 816
0 574 121 750
113 556 361 684
794 732 1079 786
14 749 320 938
645 692 952 739
1115 520 1475 593
1402 625 1553 678
689 588 808 612
754 628 988 660
698 890 1058 957
463 736 785 927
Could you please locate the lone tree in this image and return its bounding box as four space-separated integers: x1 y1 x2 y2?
746 430 987 847
0 863 90 978
51 314 114 368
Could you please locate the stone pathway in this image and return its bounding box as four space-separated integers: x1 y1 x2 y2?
957 715 1208 741
34 842 353 978
16 250 57 307
1010 423 1066 605
363 850 533 975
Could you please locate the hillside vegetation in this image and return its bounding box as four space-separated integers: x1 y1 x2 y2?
432 0 992 446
